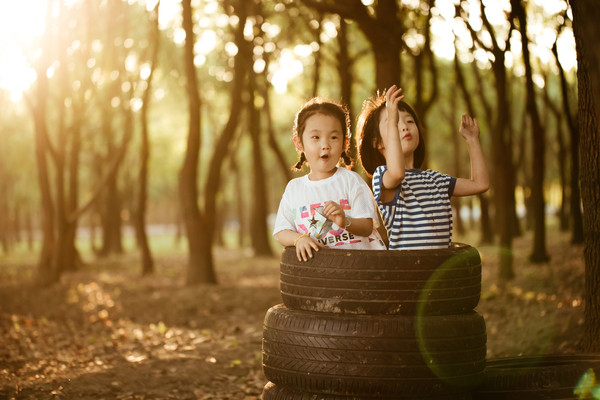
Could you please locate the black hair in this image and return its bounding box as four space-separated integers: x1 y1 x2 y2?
356 91 426 176
292 97 353 170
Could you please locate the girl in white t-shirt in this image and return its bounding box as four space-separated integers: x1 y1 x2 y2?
273 98 386 261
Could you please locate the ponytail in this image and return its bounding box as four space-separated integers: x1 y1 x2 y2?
341 151 353 168
293 152 306 170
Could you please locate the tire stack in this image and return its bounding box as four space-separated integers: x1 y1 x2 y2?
261 243 487 399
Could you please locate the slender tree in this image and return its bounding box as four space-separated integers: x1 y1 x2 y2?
551 28 584 244
542 75 569 232
179 0 215 284
512 0 550 262
135 0 160 276
301 0 403 88
179 0 251 284
464 0 517 280
26 0 133 285
453 35 493 244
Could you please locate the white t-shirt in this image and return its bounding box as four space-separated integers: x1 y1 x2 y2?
273 167 386 250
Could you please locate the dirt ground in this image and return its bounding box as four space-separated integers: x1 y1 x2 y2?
0 231 586 399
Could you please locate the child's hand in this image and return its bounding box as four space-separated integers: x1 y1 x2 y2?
295 235 323 262
385 85 404 125
323 200 346 229
460 114 480 141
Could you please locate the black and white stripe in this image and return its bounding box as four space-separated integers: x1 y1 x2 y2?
373 166 456 250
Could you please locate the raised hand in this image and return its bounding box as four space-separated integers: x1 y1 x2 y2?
385 85 404 126
459 114 480 141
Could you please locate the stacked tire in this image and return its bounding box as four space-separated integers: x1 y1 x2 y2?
262 243 487 399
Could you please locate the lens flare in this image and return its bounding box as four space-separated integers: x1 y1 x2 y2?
574 368 600 399
414 246 484 386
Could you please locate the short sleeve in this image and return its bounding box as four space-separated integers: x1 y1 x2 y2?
272 184 296 236
372 165 387 204
426 170 457 197
347 173 380 225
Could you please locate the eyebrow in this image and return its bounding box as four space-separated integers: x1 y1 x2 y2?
308 128 341 134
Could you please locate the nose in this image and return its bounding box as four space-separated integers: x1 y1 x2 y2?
398 121 408 131
321 140 330 150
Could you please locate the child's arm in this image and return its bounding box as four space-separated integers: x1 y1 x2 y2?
381 85 406 192
453 114 490 196
275 229 323 262
323 200 374 237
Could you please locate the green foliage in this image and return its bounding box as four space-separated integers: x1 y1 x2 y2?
0 0 579 256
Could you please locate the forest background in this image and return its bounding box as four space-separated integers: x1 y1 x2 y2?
1 0 600 396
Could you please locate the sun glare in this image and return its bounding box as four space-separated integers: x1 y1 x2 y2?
0 1 47 102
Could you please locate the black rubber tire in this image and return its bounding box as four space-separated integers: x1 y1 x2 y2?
472 354 600 399
261 381 473 400
262 304 486 398
279 243 481 315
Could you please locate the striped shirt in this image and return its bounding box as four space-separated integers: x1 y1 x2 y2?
372 165 456 250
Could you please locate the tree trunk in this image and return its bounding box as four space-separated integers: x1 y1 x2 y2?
337 18 356 164
203 0 248 254
311 13 322 98
492 53 515 281
512 0 549 263
248 68 272 256
231 153 246 248
262 58 292 182
179 0 216 285
136 1 160 276
570 0 600 353
543 81 569 231
98 0 126 257
26 21 58 286
453 42 492 245
301 0 402 89
472 0 516 280
552 40 584 244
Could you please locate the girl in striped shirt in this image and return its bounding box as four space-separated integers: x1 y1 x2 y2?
357 85 489 250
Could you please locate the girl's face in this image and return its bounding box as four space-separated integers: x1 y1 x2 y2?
296 113 345 180
378 108 420 158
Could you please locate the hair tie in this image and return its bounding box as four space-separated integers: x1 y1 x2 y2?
294 152 306 170
341 151 353 167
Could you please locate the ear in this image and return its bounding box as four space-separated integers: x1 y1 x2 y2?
293 136 303 151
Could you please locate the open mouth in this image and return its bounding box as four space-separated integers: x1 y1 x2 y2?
320 154 329 160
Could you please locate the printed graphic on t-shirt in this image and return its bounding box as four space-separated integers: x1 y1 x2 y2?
292 199 366 247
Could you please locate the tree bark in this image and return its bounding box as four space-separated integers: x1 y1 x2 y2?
301 0 402 89
136 1 160 276
465 0 516 279
543 78 569 232
570 0 600 353
311 13 322 98
453 37 493 245
203 0 249 252
552 39 584 244
261 57 292 182
179 0 215 285
248 64 272 257
512 0 550 263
